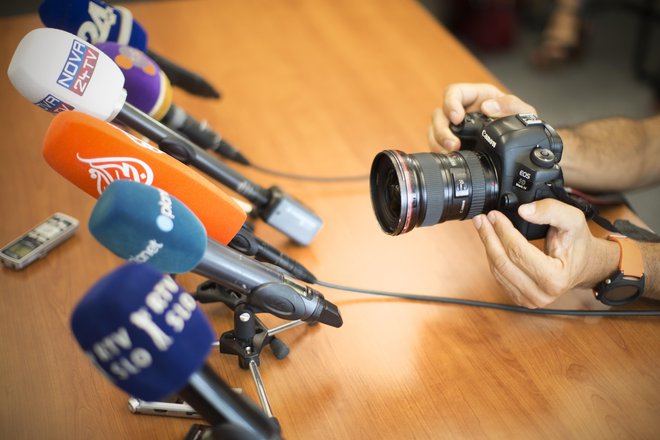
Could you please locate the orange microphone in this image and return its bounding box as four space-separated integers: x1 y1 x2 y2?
44 110 245 245
43 111 315 282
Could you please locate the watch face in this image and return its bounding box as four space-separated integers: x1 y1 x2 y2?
595 272 645 306
601 285 640 303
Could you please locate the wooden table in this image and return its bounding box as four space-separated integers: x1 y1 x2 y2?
1 1 658 439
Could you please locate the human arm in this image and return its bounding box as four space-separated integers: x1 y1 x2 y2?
558 115 660 191
431 83 660 306
429 83 660 191
472 199 660 308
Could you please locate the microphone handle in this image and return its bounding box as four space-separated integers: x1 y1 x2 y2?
254 237 317 283
229 224 316 283
162 104 250 165
146 49 221 99
194 240 342 327
196 240 287 294
116 103 270 206
162 104 220 149
180 364 281 440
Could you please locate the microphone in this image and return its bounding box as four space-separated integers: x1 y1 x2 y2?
42 111 316 282
88 180 342 327
95 41 248 165
70 262 282 439
8 27 323 245
38 0 221 99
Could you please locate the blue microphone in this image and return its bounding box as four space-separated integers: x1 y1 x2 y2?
38 0 220 98
86 179 206 273
88 181 342 327
71 262 282 438
39 0 147 50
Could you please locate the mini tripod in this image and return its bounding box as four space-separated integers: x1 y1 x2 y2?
125 277 314 428
195 280 310 419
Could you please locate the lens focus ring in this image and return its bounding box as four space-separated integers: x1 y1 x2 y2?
462 152 486 219
416 153 445 226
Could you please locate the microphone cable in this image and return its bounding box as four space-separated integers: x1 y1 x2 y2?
314 280 660 317
249 163 368 182
214 135 368 181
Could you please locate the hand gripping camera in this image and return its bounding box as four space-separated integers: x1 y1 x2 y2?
370 113 564 240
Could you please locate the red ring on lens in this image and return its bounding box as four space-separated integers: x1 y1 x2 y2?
391 150 414 234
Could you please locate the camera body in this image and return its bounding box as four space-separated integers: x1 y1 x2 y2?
369 113 564 240
451 112 563 239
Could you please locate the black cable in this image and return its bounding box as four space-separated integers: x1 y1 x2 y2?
250 163 368 182
315 280 660 317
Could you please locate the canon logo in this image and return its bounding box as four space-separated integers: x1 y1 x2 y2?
482 130 496 148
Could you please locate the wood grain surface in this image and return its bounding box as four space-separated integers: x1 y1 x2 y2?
0 1 658 439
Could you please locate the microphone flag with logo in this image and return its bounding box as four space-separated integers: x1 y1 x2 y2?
42 110 246 245
70 262 215 401
88 180 207 273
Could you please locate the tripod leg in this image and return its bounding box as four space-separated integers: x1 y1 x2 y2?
266 319 306 336
247 357 273 418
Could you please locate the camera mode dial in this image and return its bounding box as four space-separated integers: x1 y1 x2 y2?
530 147 556 169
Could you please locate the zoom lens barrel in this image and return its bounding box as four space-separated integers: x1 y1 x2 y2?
369 150 498 235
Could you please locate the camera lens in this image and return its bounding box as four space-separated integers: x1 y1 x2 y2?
369 150 498 235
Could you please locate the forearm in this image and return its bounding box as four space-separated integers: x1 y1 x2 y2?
640 242 660 301
558 115 660 191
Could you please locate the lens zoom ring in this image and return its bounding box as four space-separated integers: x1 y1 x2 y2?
462 152 486 219
416 153 445 226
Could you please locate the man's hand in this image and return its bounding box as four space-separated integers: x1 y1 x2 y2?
429 83 537 152
472 199 620 308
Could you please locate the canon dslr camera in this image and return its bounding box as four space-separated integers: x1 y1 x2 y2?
370 113 564 240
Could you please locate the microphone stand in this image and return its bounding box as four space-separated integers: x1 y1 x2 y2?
123 279 310 435
195 280 310 421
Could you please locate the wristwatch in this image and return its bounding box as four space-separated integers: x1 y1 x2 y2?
594 235 645 305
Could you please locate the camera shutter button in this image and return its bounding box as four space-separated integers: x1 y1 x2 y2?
531 147 556 168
